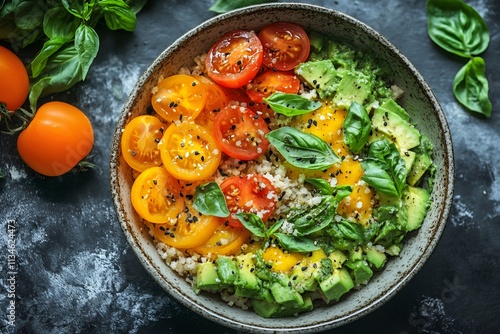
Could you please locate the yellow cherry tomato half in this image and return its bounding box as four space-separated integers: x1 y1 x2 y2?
151 74 208 123
130 166 185 224
121 115 165 172
151 208 220 249
160 122 221 181
192 222 251 257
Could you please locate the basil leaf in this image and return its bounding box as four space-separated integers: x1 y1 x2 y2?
453 57 492 118
29 44 83 110
267 219 284 238
62 0 87 19
427 0 489 58
236 212 267 238
74 24 99 80
43 5 80 40
334 185 353 203
209 0 275 14
14 0 44 30
98 0 137 31
31 37 67 78
264 93 322 117
336 219 365 242
292 196 336 236
193 182 229 218
342 101 371 153
274 233 319 253
305 178 333 196
361 160 399 198
266 127 340 170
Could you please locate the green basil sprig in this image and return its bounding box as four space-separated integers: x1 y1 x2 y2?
266 126 340 170
342 101 371 153
235 212 318 253
273 233 319 253
193 182 229 217
427 0 489 58
0 0 148 111
453 57 492 118
264 93 322 117
361 138 407 198
426 0 492 117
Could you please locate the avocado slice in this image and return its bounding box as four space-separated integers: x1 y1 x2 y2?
252 295 314 318
234 253 261 298
216 256 238 285
371 105 421 151
319 268 354 302
364 245 387 269
346 260 374 285
195 261 223 291
403 186 431 231
333 71 372 108
295 59 339 99
407 153 432 186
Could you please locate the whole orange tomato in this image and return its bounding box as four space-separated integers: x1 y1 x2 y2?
0 46 29 111
17 101 94 176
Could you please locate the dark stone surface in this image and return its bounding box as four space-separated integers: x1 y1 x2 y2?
1 0 499 333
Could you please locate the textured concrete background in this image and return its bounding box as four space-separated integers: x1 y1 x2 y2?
1 0 499 333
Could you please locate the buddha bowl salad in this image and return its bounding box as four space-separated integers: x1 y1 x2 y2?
121 22 435 318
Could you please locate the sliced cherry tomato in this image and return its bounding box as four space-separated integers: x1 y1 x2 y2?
192 222 251 257
258 22 310 71
205 30 263 89
150 207 220 249
192 75 229 131
121 115 165 172
220 174 278 228
0 46 29 111
160 121 221 181
130 166 185 224
151 74 208 123
17 101 94 177
213 104 269 160
245 69 300 103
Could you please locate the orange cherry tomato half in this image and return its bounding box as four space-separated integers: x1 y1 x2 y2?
245 69 301 103
151 74 208 123
258 22 310 71
121 115 165 172
17 101 94 177
213 104 269 160
192 75 229 131
0 46 29 111
192 222 251 257
220 174 278 228
130 166 185 224
151 208 220 249
160 121 221 181
205 30 263 89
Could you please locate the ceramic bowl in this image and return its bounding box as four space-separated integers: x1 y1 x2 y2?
110 3 454 333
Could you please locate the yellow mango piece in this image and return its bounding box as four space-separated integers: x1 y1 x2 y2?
263 246 304 273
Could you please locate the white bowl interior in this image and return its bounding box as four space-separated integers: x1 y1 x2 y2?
110 3 454 333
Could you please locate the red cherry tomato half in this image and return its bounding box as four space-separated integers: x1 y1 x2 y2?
258 22 310 71
245 69 300 103
213 104 269 160
220 174 278 228
205 30 263 89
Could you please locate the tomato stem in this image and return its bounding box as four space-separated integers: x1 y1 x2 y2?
0 103 34 135
72 159 99 174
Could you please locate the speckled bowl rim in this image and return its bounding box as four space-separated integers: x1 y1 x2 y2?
110 3 454 333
